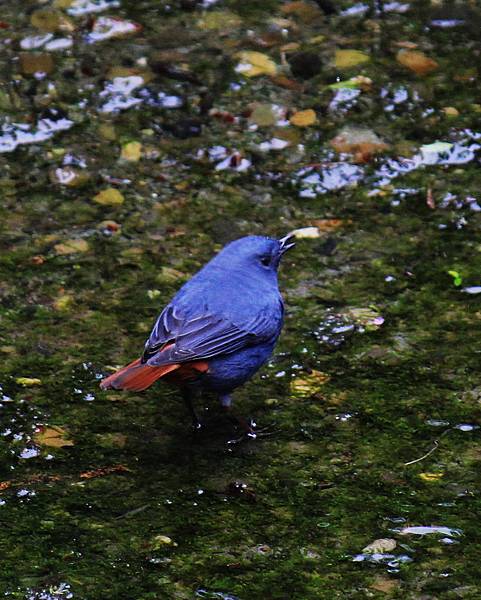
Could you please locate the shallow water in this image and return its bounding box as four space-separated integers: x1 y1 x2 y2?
1 0 481 598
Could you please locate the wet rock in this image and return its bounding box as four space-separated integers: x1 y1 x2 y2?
288 51 322 79
362 538 397 554
164 118 202 139
313 0 336 14
330 126 389 163
49 166 90 187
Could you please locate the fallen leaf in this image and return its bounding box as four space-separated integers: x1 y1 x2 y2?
426 187 435 209
281 1 322 21
54 239 89 255
291 226 320 239
396 50 438 76
327 75 372 90
98 220 121 234
344 307 384 330
93 188 125 206
442 106 459 117
419 472 444 482
120 141 142 162
270 75 304 91
34 425 74 448
330 126 389 162
19 52 55 75
362 538 397 554
280 42 301 53
16 377 42 386
30 8 64 32
156 266 186 283
291 370 330 397
249 103 278 127
53 293 74 311
80 464 130 479
370 576 399 593
335 49 370 69
197 10 242 30
151 534 177 549
290 108 317 127
311 219 346 232
235 51 278 77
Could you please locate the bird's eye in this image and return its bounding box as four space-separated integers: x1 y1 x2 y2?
260 256 271 267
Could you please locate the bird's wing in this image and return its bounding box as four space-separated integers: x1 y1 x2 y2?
142 303 278 366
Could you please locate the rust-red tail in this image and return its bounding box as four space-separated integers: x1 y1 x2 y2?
100 358 181 392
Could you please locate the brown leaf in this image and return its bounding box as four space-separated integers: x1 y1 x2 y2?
290 109 317 127
330 126 389 163
80 464 130 479
270 75 304 92
426 187 435 209
19 52 55 75
396 50 438 76
311 219 347 232
34 425 74 448
54 239 89 255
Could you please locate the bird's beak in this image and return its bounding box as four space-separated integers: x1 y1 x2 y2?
278 233 296 255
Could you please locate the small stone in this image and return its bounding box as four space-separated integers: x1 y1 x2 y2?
362 538 397 554
289 51 322 79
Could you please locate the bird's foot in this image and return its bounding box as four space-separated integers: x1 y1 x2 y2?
226 417 276 445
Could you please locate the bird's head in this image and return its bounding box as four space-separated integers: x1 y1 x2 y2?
210 234 295 278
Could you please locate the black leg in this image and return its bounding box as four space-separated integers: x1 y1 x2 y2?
182 388 202 431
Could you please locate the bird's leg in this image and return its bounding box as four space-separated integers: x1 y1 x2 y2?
182 388 202 431
219 394 257 440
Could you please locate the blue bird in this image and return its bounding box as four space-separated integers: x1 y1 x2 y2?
100 234 295 434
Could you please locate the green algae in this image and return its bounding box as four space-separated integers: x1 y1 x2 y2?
1 0 481 598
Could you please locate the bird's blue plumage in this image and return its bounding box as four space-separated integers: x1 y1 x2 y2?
142 236 289 395
100 234 294 422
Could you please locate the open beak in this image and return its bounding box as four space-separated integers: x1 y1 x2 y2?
278 233 296 255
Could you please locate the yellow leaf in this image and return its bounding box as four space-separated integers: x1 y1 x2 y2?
396 50 438 76
197 10 242 30
235 51 278 77
151 535 177 549
442 106 459 118
335 49 370 69
419 472 444 482
53 293 73 311
54 239 90 255
291 226 320 239
120 141 142 162
290 109 317 127
34 425 74 448
291 370 330 397
16 377 42 386
93 188 125 206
